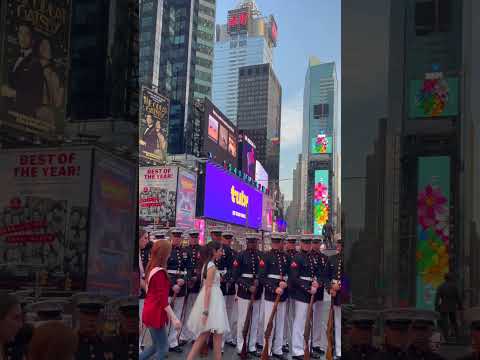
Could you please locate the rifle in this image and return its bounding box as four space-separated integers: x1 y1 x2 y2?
303 293 315 360
240 289 256 359
325 287 336 360
261 293 282 360
176 289 190 344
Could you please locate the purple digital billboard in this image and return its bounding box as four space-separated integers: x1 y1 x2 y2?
204 162 262 229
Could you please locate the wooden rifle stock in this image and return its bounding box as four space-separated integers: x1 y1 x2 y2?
240 291 256 359
325 295 335 360
176 289 189 343
260 293 282 360
303 293 315 360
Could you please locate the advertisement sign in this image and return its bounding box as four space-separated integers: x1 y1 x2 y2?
262 194 273 232
175 169 197 230
409 77 459 118
139 166 178 228
87 151 136 295
416 156 450 309
0 0 72 136
139 87 169 162
311 134 333 154
0 148 92 289
313 170 329 235
194 218 205 245
204 162 262 229
227 9 249 33
269 17 278 45
203 99 238 167
256 161 268 189
241 134 256 179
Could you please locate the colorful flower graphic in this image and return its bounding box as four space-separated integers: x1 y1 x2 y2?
415 78 450 117
417 184 447 230
314 180 329 227
314 134 329 153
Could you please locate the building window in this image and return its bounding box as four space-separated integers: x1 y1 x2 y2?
313 104 329 119
415 0 452 36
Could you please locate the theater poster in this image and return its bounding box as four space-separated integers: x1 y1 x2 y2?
175 169 197 230
0 148 91 290
0 0 72 136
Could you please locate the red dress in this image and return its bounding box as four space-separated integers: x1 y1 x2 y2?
142 269 170 328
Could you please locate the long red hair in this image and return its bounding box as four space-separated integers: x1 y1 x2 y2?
145 240 172 283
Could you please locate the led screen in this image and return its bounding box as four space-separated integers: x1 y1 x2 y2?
313 170 329 235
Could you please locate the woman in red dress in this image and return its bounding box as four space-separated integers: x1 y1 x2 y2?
141 240 182 360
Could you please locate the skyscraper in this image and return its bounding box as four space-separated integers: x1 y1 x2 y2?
212 0 277 124
237 63 281 198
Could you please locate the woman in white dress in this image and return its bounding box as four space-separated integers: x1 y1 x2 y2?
186 241 230 360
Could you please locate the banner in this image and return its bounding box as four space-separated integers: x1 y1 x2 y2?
0 148 91 289
409 77 459 118
139 166 178 228
86 151 136 295
416 156 450 309
139 87 169 162
311 134 333 154
0 0 71 136
175 169 197 230
313 169 329 235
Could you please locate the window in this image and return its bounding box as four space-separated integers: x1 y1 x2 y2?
415 0 452 36
313 104 329 119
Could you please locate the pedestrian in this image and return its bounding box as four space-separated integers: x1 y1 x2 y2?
322 221 334 248
141 239 182 360
186 241 230 360
435 272 463 342
139 228 153 350
342 310 379 360
0 293 23 360
456 307 480 360
407 309 446 360
26 321 78 360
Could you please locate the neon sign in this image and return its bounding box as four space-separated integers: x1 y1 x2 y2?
231 186 249 208
228 11 249 29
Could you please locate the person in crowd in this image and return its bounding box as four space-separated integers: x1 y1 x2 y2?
26 321 78 360
0 294 23 360
457 307 480 360
107 297 138 360
139 228 152 350
322 220 334 248
407 309 446 360
186 241 230 360
342 309 379 360
435 272 463 342
141 239 182 360
373 309 412 360
327 238 344 359
283 235 298 354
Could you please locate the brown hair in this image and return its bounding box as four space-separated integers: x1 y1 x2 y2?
145 240 172 282
27 321 78 360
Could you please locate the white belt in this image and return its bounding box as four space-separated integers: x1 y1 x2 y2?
241 274 255 278
167 270 187 275
299 276 313 281
218 270 227 275
267 274 288 280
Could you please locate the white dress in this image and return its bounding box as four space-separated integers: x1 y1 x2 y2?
187 261 230 336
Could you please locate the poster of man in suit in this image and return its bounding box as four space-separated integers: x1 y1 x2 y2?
0 0 70 136
139 86 169 162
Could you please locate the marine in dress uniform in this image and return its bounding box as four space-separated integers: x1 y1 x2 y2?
407 309 446 360
258 232 289 360
73 293 113 360
456 307 480 360
342 310 379 360
179 228 202 345
219 230 238 348
4 293 33 360
327 238 344 359
289 235 321 359
233 232 263 357
106 297 138 360
283 235 298 354
210 227 224 243
372 308 413 360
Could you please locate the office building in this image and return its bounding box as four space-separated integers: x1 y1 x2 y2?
212 0 277 124
237 63 282 198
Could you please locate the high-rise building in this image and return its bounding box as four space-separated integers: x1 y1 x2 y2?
300 58 339 234
237 63 282 197
212 0 277 124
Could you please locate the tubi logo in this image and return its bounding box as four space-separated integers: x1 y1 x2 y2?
230 186 249 208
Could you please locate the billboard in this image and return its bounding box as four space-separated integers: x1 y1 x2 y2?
0 0 72 136
227 8 250 33
139 87 169 162
313 170 329 235
262 194 273 232
256 161 268 189
175 169 197 230
194 218 206 245
416 156 450 309
203 99 238 167
204 162 262 229
139 166 178 228
0 148 92 290
240 134 256 179
311 134 333 154
87 151 136 295
409 77 459 118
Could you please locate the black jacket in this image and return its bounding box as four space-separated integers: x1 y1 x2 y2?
167 246 192 297
289 250 319 303
186 244 202 293
233 249 263 300
259 249 289 302
328 252 344 306
215 245 237 296
311 250 330 301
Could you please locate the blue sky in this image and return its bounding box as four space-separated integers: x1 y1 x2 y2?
215 0 341 201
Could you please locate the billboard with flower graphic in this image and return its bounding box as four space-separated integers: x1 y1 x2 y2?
313 170 329 235
409 78 459 118
416 156 450 309
311 134 333 154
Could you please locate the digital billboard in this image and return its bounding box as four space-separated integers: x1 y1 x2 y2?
202 99 238 167
175 169 197 230
204 162 262 229
311 134 333 154
227 8 250 33
256 161 268 189
313 170 329 235
139 87 169 162
240 134 256 179
409 77 459 118
416 156 450 309
0 0 72 136
262 194 273 232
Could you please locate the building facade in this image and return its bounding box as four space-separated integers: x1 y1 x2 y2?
237 63 282 197
212 0 277 124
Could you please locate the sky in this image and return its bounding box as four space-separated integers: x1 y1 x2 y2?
215 0 341 201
